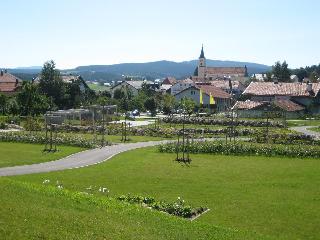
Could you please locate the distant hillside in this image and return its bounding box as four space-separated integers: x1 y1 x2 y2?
4 59 271 82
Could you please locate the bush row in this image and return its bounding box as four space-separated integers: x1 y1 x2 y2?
0 132 96 148
117 194 207 219
158 141 320 158
252 132 319 145
162 116 285 128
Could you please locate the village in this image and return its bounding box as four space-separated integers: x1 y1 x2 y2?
1 46 319 120
1 1 320 239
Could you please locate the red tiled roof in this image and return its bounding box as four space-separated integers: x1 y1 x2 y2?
233 99 305 112
0 73 22 93
232 100 264 110
243 82 320 97
196 84 231 99
206 67 246 75
210 80 243 90
163 77 177 85
274 99 305 112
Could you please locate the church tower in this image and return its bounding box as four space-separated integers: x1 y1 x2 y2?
198 44 206 79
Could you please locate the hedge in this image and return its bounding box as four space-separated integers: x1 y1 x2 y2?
162 116 285 128
158 141 320 158
0 132 97 148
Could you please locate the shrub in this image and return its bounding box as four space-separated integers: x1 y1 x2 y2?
0 122 7 129
162 116 285 128
0 132 97 148
23 117 43 131
158 141 320 158
117 194 207 219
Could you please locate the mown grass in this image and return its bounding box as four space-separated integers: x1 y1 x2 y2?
12 147 320 239
308 126 320 132
87 83 111 91
287 119 320 127
0 142 84 168
0 178 259 240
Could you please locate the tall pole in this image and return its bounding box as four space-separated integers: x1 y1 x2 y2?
102 105 105 147
182 110 185 160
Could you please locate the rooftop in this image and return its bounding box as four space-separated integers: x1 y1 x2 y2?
243 82 320 97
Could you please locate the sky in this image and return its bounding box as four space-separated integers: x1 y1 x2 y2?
1 0 320 69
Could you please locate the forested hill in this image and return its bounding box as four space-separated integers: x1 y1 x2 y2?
6 59 271 82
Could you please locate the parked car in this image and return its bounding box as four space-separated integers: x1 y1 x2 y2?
132 109 140 116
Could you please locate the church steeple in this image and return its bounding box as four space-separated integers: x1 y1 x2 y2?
199 44 205 59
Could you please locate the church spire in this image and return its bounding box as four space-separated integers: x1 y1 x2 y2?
199 44 205 59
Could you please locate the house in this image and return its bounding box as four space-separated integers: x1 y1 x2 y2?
290 75 299 82
192 45 248 82
61 75 90 92
252 73 267 81
162 77 177 85
159 84 172 94
34 74 90 92
209 79 246 97
232 99 305 119
0 70 22 95
170 78 195 95
242 81 320 113
174 84 232 112
111 80 154 96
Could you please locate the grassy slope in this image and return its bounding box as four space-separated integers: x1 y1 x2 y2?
87 83 111 92
0 178 258 240
287 119 320 127
12 147 320 239
308 126 320 132
0 142 84 168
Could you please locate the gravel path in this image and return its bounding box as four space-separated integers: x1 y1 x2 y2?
0 140 171 177
290 126 320 139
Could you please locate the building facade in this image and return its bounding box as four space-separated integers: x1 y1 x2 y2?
192 45 248 82
174 85 232 112
0 70 22 95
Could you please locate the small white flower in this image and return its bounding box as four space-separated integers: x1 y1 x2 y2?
57 185 63 189
42 179 50 184
99 187 109 193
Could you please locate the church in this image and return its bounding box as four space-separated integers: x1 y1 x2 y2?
191 45 248 82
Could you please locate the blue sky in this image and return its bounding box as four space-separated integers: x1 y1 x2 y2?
1 0 320 69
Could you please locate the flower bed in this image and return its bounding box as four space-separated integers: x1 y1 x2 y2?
252 132 319 145
162 116 285 128
117 194 207 219
158 141 320 158
0 132 96 148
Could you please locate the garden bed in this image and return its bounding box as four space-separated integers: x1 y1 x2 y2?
159 141 320 158
117 194 208 220
162 116 285 128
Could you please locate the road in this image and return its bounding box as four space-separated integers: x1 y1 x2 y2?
290 126 320 139
0 140 171 177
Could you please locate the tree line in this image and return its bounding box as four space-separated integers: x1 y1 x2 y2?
260 61 320 82
0 60 179 117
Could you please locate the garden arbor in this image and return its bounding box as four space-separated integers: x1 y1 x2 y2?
43 105 117 150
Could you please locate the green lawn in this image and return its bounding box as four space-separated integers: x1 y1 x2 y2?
87 83 111 92
0 142 84 168
287 119 320 127
308 126 320 132
0 178 258 240
12 147 320 239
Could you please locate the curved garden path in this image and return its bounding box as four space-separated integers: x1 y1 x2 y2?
0 140 172 177
290 126 320 139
